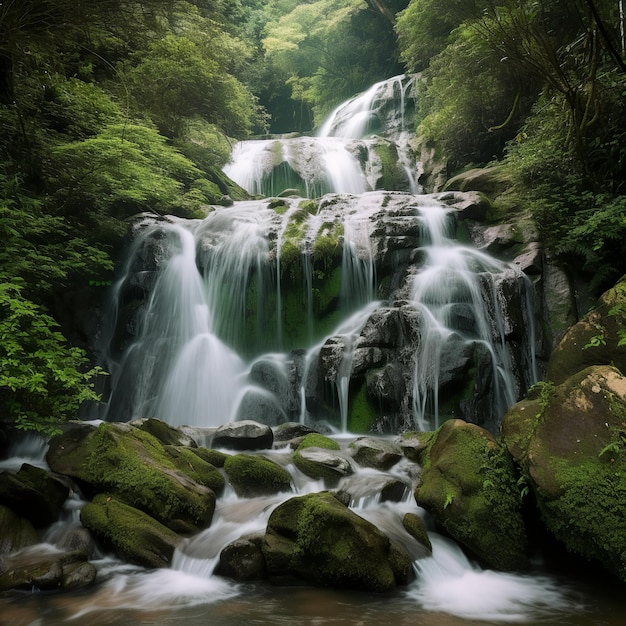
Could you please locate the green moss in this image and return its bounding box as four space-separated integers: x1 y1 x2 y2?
268 198 289 213
76 424 214 532
265 491 396 592
416 420 528 570
348 381 377 433
192 447 230 468
164 445 225 495
80 493 180 568
223 454 292 497
298 199 319 215
545 456 626 580
312 222 343 269
295 433 340 452
402 512 432 552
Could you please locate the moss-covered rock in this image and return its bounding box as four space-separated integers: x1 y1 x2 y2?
80 493 181 569
402 512 432 554
223 454 292 498
191 447 230 468
442 165 513 200
296 433 339 452
132 418 197 447
500 365 626 580
47 422 215 533
546 275 626 385
163 445 225 495
0 540 96 592
293 437 353 486
347 381 378 433
414 419 528 571
262 491 404 592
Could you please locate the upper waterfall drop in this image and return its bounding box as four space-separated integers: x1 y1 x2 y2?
223 75 419 198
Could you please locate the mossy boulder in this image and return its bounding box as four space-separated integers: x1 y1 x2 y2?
47 422 216 533
296 433 339 452
163 445 225 495
80 493 181 569
500 366 626 580
0 463 69 527
402 512 432 554
223 454 292 497
191 447 230 468
546 275 626 385
414 419 528 571
442 165 513 200
262 491 406 592
132 418 197 447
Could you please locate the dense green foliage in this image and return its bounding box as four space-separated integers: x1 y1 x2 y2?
0 0 262 435
397 0 626 290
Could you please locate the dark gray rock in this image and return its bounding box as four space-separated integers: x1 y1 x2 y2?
212 420 274 451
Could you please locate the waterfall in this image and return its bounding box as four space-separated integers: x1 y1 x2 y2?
102 75 537 433
409 201 523 430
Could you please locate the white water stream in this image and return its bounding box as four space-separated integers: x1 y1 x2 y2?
1 434 588 625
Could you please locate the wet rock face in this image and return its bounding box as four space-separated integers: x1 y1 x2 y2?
103 189 544 435
500 365 626 581
0 464 69 528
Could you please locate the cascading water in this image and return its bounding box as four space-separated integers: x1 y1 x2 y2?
103 74 538 433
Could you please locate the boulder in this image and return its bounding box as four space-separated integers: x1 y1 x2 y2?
0 463 69 528
212 420 274 451
223 454 292 498
500 366 626 581
47 422 216 533
273 422 318 443
546 275 626 385
262 491 406 592
402 512 432 554
293 448 354 486
414 419 528 571
0 545 95 592
0 505 39 554
163 445 225 495
80 494 181 569
132 418 198 447
215 534 267 581
348 437 402 470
